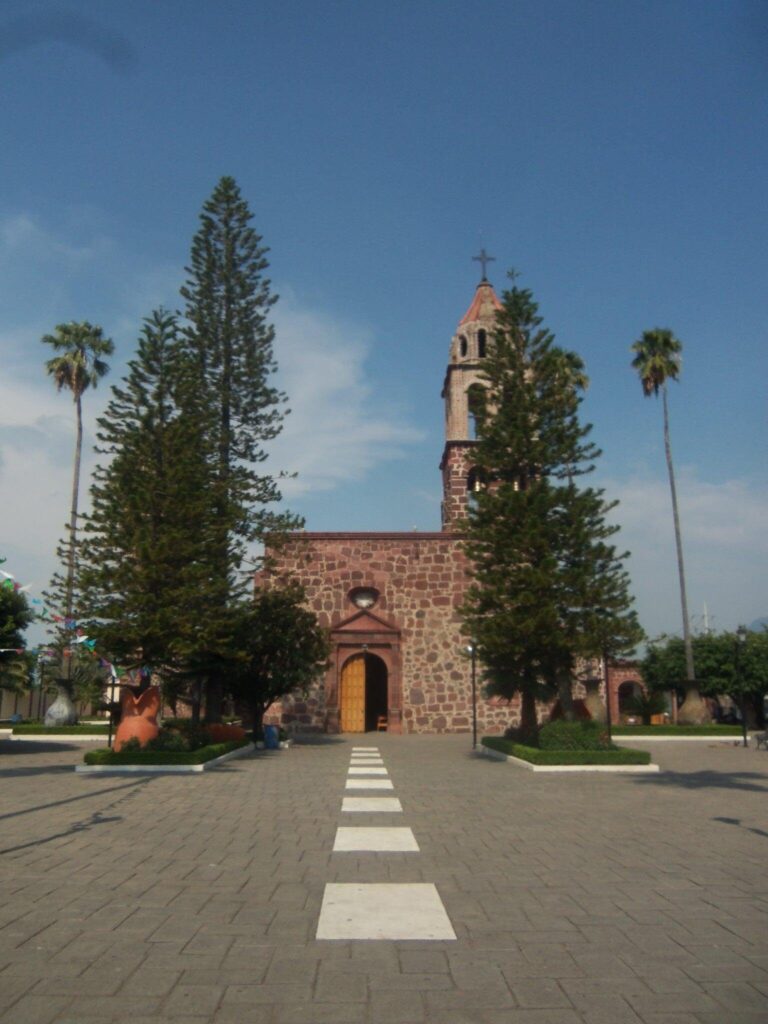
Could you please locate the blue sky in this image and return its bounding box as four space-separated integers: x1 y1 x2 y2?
1 0 765 643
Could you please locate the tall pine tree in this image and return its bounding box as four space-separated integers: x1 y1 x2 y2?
179 177 301 717
77 309 221 678
461 275 641 742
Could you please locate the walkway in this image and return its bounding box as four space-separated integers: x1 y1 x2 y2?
0 734 767 1022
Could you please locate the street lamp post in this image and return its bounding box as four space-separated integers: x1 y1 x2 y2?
467 644 477 749
735 625 748 748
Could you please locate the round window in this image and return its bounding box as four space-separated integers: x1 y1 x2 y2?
349 587 379 609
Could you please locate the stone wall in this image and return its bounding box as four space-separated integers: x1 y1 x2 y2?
262 532 514 735
440 442 477 530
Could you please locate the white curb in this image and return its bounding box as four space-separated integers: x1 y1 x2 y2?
479 745 660 773
6 733 108 743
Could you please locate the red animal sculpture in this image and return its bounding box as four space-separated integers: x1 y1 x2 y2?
113 685 161 752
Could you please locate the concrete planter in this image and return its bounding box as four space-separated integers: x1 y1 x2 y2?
479 745 660 773
75 742 255 774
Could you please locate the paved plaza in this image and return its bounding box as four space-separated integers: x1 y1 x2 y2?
1 734 767 1023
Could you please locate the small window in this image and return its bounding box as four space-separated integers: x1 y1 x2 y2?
459 335 468 357
349 587 379 609
478 329 487 358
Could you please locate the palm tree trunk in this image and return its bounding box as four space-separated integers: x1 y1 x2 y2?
663 386 707 723
66 392 83 621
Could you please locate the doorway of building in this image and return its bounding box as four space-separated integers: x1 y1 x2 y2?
339 652 388 732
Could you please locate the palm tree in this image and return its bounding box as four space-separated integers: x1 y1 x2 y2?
42 322 114 621
631 328 707 723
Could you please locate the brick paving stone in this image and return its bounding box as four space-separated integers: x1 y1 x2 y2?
1 736 767 1023
369 989 426 1022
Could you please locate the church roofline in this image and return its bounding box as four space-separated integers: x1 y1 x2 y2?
273 531 462 541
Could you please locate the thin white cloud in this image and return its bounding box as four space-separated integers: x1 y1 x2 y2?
268 299 422 495
602 470 768 638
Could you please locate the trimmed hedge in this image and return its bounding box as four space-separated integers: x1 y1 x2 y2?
539 720 610 750
612 725 741 736
83 739 250 766
482 736 651 765
12 724 110 735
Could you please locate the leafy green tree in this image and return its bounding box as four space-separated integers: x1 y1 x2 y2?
228 585 330 739
630 328 703 722
42 321 114 622
462 274 642 743
77 310 221 681
642 629 768 727
0 586 33 695
179 177 302 717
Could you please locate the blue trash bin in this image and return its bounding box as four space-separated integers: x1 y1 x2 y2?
264 725 279 749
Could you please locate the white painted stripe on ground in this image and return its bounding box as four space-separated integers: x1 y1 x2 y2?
350 762 384 768
342 796 402 813
316 883 456 940
333 827 419 852
347 767 388 775
345 778 394 790
351 747 379 752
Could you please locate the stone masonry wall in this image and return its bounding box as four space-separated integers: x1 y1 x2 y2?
440 443 477 530
262 533 515 735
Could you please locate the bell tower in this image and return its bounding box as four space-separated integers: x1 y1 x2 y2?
440 258 502 531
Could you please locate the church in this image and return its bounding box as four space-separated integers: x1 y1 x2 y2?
261 267 515 735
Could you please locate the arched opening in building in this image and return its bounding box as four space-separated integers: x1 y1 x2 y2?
618 680 644 715
339 652 389 732
459 334 468 357
466 466 487 509
477 329 487 358
467 382 486 438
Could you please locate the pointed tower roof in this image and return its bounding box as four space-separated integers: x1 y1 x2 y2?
459 279 502 326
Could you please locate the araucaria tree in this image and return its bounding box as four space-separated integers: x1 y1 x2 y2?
630 328 705 723
78 310 219 673
462 275 641 743
179 177 302 717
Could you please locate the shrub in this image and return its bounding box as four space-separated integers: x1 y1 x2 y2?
481 736 651 765
118 737 142 752
539 720 611 751
84 738 249 766
144 729 190 752
205 723 247 743
612 724 741 736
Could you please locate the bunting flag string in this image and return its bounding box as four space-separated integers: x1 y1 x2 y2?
0 554 155 685
0 553 122 680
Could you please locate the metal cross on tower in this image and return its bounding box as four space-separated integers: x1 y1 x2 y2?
472 248 495 281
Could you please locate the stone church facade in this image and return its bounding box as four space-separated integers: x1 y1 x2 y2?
261 275 522 735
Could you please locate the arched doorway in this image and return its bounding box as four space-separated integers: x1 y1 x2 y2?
618 680 643 715
340 653 388 732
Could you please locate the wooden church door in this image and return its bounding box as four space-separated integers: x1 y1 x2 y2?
340 654 366 732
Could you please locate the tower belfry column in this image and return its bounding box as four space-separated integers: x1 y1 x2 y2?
439 274 502 531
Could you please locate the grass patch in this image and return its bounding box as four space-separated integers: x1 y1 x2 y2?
612 725 741 736
83 739 250 766
12 724 110 735
481 736 651 765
